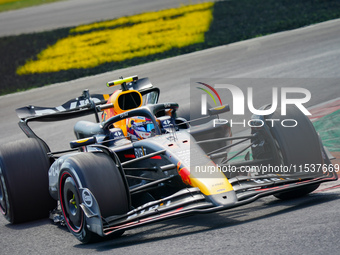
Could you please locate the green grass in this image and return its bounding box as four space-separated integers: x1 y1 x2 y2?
313 109 340 152
0 0 64 12
1 0 340 95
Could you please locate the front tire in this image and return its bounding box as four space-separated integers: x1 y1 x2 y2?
267 105 322 199
59 152 129 243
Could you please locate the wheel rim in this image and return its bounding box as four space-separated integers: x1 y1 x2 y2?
0 182 6 215
0 170 7 215
59 172 83 233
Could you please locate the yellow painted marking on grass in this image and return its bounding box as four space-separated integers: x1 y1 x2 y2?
0 0 20 4
17 2 214 75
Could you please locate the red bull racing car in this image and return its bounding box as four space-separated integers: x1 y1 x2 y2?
0 76 337 243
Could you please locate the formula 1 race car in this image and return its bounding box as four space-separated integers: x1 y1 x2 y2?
0 76 337 243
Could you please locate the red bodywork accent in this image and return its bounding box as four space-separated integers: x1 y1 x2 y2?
177 162 192 186
59 172 83 233
124 154 162 159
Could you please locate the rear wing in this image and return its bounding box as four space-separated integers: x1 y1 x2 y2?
16 77 159 122
16 90 110 122
15 76 160 150
15 90 111 151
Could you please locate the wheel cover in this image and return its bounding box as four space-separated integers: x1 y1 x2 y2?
59 172 83 233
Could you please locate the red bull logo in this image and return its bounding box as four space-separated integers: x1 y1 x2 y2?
177 162 191 186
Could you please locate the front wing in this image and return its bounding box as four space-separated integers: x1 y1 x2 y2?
76 169 337 237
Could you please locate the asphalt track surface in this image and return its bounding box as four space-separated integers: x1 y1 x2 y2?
1 6 340 255
0 0 213 36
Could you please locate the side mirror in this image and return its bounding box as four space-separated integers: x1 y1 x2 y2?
70 137 97 149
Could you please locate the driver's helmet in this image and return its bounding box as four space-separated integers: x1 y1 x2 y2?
126 117 155 140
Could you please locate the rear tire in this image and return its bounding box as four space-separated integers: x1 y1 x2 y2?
0 139 57 223
267 105 321 200
59 152 129 243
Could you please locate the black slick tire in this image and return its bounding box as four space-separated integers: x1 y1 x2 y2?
58 152 129 243
0 139 57 223
267 105 322 200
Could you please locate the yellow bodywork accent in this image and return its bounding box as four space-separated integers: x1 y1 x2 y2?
109 89 143 115
103 94 110 101
107 76 138 87
76 138 90 144
214 105 226 110
190 171 233 196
